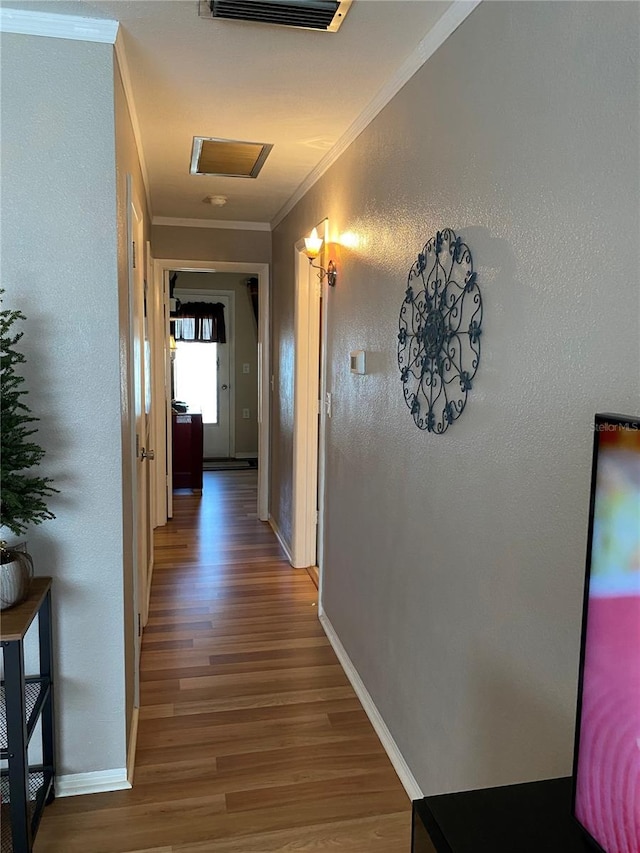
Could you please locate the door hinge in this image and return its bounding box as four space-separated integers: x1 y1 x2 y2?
315 510 319 525
137 613 142 637
132 240 137 269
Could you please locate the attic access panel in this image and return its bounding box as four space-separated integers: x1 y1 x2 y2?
199 0 352 32
190 137 274 178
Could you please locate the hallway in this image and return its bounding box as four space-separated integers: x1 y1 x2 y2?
34 471 411 852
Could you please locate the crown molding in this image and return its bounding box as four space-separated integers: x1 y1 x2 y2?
0 7 118 42
271 0 482 229
153 216 271 232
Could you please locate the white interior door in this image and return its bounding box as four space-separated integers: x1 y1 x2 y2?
205 321 231 457
128 180 152 703
292 244 321 568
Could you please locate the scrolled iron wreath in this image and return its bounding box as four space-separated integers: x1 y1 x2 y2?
398 228 482 433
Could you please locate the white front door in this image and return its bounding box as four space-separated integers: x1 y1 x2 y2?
204 330 231 458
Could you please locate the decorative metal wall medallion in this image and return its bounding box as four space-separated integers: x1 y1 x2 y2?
398 229 482 433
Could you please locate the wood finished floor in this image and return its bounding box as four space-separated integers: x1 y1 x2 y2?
34 471 411 852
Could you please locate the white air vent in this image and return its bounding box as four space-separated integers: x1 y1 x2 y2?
199 0 352 32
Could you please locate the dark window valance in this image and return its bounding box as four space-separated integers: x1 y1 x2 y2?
247 277 258 325
174 301 226 343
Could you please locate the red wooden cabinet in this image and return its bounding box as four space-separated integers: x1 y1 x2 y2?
172 412 203 493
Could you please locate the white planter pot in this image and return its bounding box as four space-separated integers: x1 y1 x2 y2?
0 551 33 610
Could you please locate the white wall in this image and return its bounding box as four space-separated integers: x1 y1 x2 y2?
1 33 127 777
271 1 640 794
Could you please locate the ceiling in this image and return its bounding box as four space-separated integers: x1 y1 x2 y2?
4 0 454 226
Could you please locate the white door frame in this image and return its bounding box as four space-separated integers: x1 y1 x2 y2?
161 266 173 520
291 220 329 570
148 242 167 530
316 230 329 589
154 258 270 521
173 287 235 459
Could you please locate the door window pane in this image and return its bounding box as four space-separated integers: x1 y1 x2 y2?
174 341 218 424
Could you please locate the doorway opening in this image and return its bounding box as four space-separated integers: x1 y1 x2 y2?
154 259 270 522
172 286 234 462
291 218 329 595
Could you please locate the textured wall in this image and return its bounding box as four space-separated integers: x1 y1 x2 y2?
1 34 127 775
271 1 640 794
174 271 259 455
151 225 271 264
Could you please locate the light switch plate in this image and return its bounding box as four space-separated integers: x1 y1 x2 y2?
350 350 366 374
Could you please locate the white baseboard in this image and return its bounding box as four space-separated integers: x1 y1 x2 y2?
235 451 258 459
268 515 292 563
127 706 139 785
319 612 424 802
56 768 131 798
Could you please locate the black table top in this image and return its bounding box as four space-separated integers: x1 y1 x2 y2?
414 777 597 852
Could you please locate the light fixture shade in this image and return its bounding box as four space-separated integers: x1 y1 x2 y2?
304 228 323 259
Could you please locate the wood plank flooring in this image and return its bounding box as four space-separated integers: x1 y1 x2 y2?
34 471 411 852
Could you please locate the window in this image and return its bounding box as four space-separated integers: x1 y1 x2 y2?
174 341 218 424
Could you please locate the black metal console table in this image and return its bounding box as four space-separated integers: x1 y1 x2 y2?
1 577 56 853
412 776 594 852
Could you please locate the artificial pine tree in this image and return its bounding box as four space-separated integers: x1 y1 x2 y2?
1 293 57 552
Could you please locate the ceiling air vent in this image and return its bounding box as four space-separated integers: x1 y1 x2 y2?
191 137 273 178
199 0 352 32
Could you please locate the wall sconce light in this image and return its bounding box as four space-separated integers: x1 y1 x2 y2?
303 228 337 287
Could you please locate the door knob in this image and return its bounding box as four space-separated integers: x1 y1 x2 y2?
141 448 155 460
221 384 229 390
